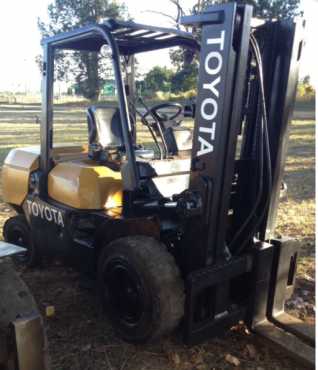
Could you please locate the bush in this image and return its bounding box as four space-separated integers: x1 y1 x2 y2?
153 89 197 101
296 82 315 102
154 91 170 100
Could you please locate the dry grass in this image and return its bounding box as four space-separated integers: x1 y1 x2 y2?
275 121 315 285
0 110 315 276
0 115 315 270
0 117 314 238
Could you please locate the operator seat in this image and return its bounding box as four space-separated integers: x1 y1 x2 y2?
87 106 124 160
87 106 155 162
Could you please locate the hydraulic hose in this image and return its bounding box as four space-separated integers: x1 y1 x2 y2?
230 33 272 255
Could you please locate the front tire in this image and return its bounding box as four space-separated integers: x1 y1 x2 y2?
3 215 39 267
97 235 184 343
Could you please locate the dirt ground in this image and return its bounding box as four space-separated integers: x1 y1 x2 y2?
0 103 315 370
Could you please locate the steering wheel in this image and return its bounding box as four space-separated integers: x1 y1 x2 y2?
143 102 183 124
136 99 183 159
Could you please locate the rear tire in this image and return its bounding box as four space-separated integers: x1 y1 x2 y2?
3 215 39 268
97 235 184 343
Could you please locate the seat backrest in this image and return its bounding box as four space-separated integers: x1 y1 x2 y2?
87 106 124 150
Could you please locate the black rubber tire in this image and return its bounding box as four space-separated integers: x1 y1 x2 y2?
3 215 39 268
97 235 185 343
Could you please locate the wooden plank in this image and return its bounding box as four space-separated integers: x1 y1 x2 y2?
13 315 49 370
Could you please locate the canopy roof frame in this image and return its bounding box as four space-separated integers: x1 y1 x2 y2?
41 19 200 55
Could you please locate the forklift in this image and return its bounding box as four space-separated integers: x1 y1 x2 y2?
1 3 314 365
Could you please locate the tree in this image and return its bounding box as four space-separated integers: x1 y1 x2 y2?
171 63 198 93
38 0 128 100
144 66 174 94
301 75 311 85
162 0 301 89
297 75 315 98
240 0 301 19
165 0 301 29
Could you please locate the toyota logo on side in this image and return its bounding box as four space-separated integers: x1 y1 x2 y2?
197 30 225 157
26 199 65 227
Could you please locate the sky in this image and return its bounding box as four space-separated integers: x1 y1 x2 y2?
0 0 316 92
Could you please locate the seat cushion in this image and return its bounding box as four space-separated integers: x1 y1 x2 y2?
88 106 124 149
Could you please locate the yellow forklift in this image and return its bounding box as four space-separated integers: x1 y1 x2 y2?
1 3 314 366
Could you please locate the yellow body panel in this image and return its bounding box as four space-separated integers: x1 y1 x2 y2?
2 147 39 206
52 144 88 162
48 160 123 210
2 145 121 210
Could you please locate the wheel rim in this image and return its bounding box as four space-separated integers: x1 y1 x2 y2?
104 259 145 326
7 225 30 263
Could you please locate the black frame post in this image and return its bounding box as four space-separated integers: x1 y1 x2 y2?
183 3 252 267
124 55 137 144
98 27 140 190
40 44 54 195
